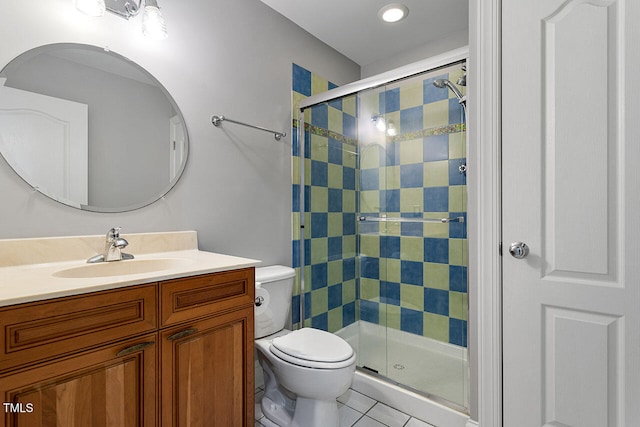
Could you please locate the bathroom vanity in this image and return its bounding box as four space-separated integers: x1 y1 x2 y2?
0 231 258 427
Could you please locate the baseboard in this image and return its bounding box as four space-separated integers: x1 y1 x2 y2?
465 419 479 427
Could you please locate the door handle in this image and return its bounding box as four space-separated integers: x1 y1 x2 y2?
509 242 529 259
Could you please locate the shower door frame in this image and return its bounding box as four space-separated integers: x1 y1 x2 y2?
296 45 470 406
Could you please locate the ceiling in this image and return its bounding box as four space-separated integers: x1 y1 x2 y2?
260 0 469 67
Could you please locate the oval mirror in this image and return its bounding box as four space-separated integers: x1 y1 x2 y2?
0 43 188 212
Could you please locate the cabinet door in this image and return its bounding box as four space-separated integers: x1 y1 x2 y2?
161 307 254 427
0 333 157 427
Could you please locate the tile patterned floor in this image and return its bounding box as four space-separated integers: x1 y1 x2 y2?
255 388 437 427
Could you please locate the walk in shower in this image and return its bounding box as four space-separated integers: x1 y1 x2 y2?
291 51 469 413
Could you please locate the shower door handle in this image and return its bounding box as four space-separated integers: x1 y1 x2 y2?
509 242 529 259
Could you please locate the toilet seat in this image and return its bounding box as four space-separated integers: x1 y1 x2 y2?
270 328 355 369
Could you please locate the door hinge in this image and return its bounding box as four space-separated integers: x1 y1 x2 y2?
499 242 503 256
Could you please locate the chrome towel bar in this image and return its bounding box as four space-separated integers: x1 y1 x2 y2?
358 216 464 224
211 115 287 141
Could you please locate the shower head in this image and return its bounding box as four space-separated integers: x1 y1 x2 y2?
433 79 447 88
457 74 466 86
433 79 464 102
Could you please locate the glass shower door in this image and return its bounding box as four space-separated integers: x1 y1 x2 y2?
297 60 469 411
358 65 469 408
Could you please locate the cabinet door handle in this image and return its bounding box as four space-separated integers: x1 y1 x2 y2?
167 328 198 341
116 341 155 357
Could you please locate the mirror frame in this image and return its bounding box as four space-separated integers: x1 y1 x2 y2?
0 43 189 212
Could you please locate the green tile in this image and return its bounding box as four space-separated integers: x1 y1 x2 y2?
310 186 328 212
343 95 357 116
400 236 423 262
423 312 449 342
328 260 343 286
311 287 328 317
449 131 466 159
328 213 343 237
343 235 357 258
449 291 468 321
424 213 449 238
292 91 306 110
292 213 300 240
400 139 423 164
328 164 343 188
424 99 449 128
383 217 401 236
385 259 401 283
311 74 328 96
360 144 382 170
401 284 424 311
360 235 380 257
328 307 343 333
343 279 357 304
292 156 300 185
310 134 329 162
424 161 449 187
449 238 466 266
449 185 467 212
384 166 401 190
328 106 343 134
400 83 424 110
385 304 401 330
344 148 357 168
303 213 312 239
310 238 328 264
424 262 450 290
360 278 380 301
400 188 423 213
360 190 380 212
343 190 357 212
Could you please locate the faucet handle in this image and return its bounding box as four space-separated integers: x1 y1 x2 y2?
107 227 122 240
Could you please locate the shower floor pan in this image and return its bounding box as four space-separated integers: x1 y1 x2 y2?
336 320 469 409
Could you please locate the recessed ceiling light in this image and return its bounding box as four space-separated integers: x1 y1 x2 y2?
378 3 409 23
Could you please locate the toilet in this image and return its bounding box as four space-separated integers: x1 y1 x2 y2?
254 265 356 427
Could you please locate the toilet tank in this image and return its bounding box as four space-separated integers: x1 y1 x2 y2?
254 265 296 339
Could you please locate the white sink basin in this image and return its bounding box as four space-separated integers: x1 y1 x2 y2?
53 258 191 279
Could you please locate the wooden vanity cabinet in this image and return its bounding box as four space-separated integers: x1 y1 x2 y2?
1 333 158 427
0 267 255 427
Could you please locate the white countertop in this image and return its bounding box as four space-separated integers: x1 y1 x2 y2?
0 231 260 307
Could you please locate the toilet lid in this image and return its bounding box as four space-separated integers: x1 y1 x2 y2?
270 328 355 369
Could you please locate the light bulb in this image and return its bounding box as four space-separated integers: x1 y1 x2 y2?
387 122 397 136
75 0 105 17
378 4 409 23
142 5 168 40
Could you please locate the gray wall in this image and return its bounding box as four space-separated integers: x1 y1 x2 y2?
0 0 360 265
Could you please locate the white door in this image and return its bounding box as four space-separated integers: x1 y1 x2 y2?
502 0 640 426
0 80 88 205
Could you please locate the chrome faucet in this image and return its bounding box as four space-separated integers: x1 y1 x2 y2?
87 227 134 263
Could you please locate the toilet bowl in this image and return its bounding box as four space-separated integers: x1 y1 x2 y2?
254 266 356 427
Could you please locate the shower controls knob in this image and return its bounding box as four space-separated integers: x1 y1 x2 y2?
509 242 529 259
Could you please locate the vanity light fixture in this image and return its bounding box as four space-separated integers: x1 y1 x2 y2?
378 3 409 23
74 0 168 40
